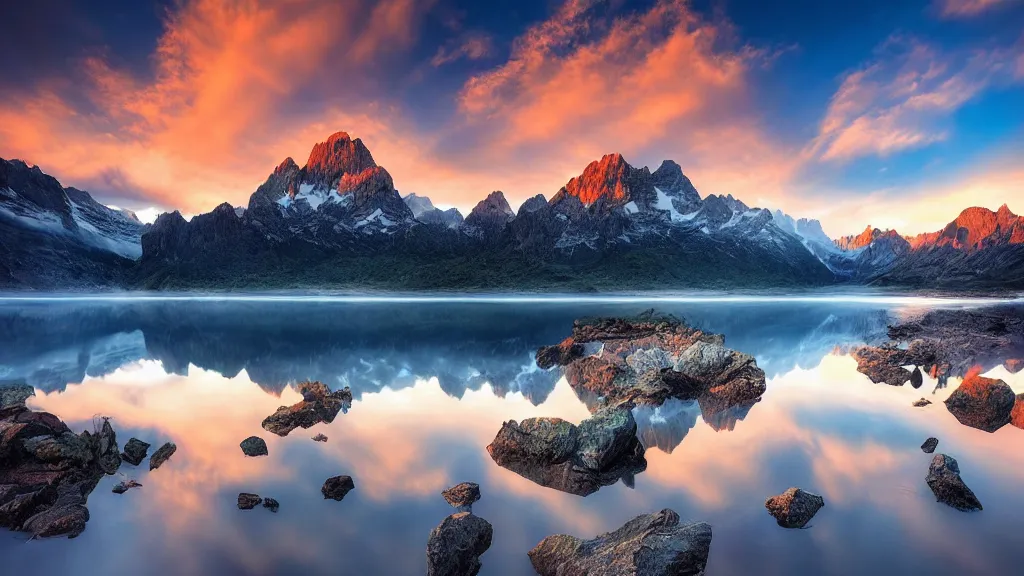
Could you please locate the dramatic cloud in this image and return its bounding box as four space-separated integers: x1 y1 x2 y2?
808 36 1017 162
937 0 1018 17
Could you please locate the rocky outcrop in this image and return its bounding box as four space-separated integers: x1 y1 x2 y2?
262 381 352 437
764 488 824 528
852 346 913 386
441 482 480 511
925 454 982 511
149 442 177 471
921 437 938 454
237 493 262 510
322 475 355 501
240 436 268 457
426 512 493 576
121 438 150 466
528 509 712 576
539 315 766 430
0 384 120 538
944 372 1016 433
486 407 646 496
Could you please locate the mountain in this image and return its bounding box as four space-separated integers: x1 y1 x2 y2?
2 131 1021 291
0 158 145 288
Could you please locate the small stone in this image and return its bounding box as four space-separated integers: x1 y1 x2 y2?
149 442 177 471
765 487 825 528
322 475 355 501
121 438 151 466
442 482 481 510
240 436 268 457
921 437 938 454
912 398 932 408
910 366 923 388
112 479 142 494
926 454 982 511
312 433 328 442
238 493 262 510
262 497 280 512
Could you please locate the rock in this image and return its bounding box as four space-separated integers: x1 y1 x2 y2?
94 418 121 475
921 437 938 454
426 512 493 576
852 346 912 386
263 497 280 512
910 366 924 388
442 482 481 511
240 436 268 457
238 493 262 510
312 433 328 442
536 338 584 369
486 407 646 496
912 398 932 407
1012 394 1024 430
112 479 142 494
322 475 355 501
1005 358 1024 373
944 372 1015 432
20 483 92 539
262 381 352 437
764 488 825 528
528 509 712 576
149 442 177 471
0 384 34 411
121 438 151 466
926 454 982 511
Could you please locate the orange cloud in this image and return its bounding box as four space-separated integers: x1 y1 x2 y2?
937 0 1017 17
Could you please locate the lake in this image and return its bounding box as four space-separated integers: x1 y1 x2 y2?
1 295 1022 575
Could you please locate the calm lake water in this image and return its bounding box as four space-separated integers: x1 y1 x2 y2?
1 296 1022 575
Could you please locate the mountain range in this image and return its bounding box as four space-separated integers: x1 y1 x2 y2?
2 131 1022 291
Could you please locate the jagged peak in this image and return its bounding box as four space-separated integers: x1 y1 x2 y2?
518 194 548 214
304 131 377 186
472 191 514 215
274 157 299 175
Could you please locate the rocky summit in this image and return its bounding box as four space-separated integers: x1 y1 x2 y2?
528 509 712 576
486 406 646 496
4 134 1023 290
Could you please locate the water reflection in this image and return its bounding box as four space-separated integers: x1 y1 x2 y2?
0 300 1022 575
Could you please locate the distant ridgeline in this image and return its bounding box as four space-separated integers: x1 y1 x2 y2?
2 133 1022 290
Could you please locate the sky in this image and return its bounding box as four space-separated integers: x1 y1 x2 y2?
0 0 1022 236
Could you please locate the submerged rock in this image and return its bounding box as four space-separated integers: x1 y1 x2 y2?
312 433 328 442
764 488 825 528
238 493 262 510
528 509 712 576
486 407 646 496
540 315 766 430
426 512 493 576
149 442 177 471
0 384 119 538
921 437 939 454
926 454 982 511
240 436 268 457
263 497 280 512
944 372 1015 433
912 398 932 408
322 475 355 501
442 482 481 511
112 479 142 494
262 381 352 437
121 438 151 466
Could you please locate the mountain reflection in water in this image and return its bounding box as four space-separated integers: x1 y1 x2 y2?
0 298 1022 575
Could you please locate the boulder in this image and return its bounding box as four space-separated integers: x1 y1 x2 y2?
238 493 262 510
149 442 177 471
121 438 151 466
1011 394 1024 430
925 454 982 511
944 372 1015 432
426 512 493 576
240 436 268 457
94 418 121 475
852 346 912 386
263 497 280 512
322 475 355 501
486 407 646 496
262 381 352 437
910 366 924 388
112 479 142 494
536 338 584 369
912 398 932 408
441 482 481 511
528 509 712 576
0 384 34 411
764 488 825 528
921 437 938 454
